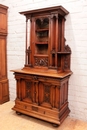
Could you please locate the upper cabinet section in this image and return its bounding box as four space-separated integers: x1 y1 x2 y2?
20 6 71 72
0 4 8 35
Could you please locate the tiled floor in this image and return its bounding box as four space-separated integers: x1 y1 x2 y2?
0 101 87 130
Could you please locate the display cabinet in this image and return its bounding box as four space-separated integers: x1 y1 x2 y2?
12 6 72 125
0 4 9 104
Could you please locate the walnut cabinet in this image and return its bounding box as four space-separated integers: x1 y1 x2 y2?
0 4 9 104
12 6 72 125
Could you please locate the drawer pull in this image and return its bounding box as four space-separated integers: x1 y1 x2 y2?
44 111 45 114
24 105 27 109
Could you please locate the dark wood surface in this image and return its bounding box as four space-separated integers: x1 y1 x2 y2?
12 6 72 125
0 4 9 104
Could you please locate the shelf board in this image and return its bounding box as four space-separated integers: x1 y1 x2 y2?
34 54 48 57
35 41 48 44
57 52 71 54
36 28 49 32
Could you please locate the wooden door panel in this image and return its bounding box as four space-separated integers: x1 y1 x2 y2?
0 79 9 103
2 81 8 97
0 13 7 33
0 5 9 104
0 36 6 79
23 80 35 103
38 81 53 108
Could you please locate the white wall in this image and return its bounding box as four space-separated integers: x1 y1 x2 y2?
0 0 87 122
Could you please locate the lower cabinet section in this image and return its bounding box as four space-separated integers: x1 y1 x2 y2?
0 79 9 104
12 72 70 125
13 100 70 125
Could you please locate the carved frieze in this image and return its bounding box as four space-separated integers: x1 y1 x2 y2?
34 57 48 66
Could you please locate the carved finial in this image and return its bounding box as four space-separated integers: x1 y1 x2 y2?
65 45 71 52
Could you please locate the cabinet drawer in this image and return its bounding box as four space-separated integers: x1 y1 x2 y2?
31 105 59 119
16 101 59 119
15 101 31 111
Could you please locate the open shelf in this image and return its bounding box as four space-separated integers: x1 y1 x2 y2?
36 30 48 42
36 28 49 32
35 41 48 44
57 52 71 54
35 44 48 55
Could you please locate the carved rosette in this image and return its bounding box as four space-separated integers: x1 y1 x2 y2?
34 57 48 67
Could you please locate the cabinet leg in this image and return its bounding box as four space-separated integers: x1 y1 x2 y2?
16 111 22 115
52 123 59 127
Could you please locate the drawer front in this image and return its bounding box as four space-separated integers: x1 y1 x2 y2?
15 101 59 120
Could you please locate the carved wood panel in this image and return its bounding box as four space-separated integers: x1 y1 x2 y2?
24 81 34 103
26 81 32 99
38 81 53 108
34 57 48 66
